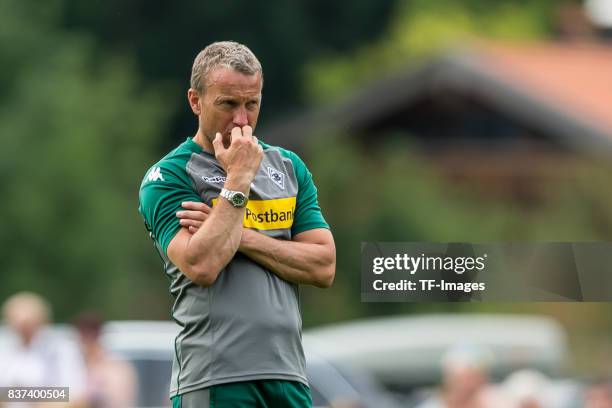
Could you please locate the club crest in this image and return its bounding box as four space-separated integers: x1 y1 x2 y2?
267 166 285 190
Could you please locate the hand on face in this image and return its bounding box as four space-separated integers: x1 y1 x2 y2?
191 68 263 154
213 125 263 187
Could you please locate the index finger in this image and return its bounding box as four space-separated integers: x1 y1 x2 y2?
241 125 253 138
231 127 243 140
181 201 211 213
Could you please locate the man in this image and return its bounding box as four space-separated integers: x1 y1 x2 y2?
73 312 137 408
0 292 86 408
415 346 507 408
138 41 336 408
584 378 612 408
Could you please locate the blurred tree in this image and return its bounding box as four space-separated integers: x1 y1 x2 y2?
304 0 558 104
0 0 399 321
300 136 612 327
59 0 398 149
0 0 175 320
294 0 612 372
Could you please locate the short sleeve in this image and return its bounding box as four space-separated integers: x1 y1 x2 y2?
283 150 329 235
139 162 201 254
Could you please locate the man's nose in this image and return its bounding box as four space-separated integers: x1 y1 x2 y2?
233 107 249 127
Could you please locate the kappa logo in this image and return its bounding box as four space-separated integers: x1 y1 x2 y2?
147 167 164 182
267 166 285 190
202 175 227 184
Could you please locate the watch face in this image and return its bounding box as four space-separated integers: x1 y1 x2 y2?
231 192 246 207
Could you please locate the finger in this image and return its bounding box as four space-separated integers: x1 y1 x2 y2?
179 219 203 228
176 210 208 220
181 201 211 213
188 226 198 234
242 125 253 138
212 132 225 152
231 127 243 141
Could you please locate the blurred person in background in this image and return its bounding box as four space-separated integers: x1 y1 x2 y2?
416 345 510 408
502 369 584 408
501 369 548 408
139 41 335 408
73 312 137 408
0 292 86 407
584 378 612 408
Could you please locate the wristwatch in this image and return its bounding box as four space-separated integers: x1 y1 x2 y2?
220 188 248 208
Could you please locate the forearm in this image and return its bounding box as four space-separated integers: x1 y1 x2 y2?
184 201 243 272
239 229 335 288
182 177 250 283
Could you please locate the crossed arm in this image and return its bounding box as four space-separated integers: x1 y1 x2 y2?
169 201 336 288
167 198 246 287
240 227 335 288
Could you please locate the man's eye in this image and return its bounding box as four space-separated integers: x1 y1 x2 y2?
247 101 259 109
221 101 235 107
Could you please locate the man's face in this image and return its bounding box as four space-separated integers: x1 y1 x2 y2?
190 67 262 147
6 310 45 345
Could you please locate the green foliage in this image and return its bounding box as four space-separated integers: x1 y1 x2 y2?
0 0 175 321
3 1 610 353
300 135 612 326
304 0 557 104
60 0 397 134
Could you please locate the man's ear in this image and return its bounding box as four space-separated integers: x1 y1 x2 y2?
187 88 201 115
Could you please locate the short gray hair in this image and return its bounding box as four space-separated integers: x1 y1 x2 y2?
190 41 263 93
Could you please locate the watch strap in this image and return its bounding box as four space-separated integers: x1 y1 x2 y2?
220 188 248 207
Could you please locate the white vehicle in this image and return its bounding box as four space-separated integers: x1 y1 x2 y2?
303 314 569 394
1 314 569 407
1 321 402 408
101 321 401 408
